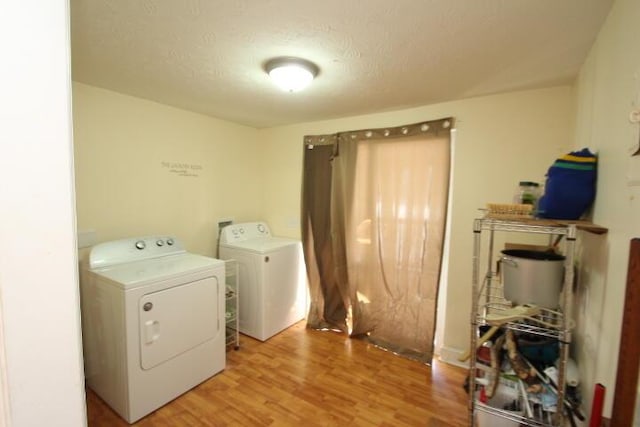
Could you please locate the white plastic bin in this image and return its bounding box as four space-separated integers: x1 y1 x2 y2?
476 384 523 427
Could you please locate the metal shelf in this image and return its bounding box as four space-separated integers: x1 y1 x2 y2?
224 259 240 351
475 216 607 235
475 217 575 237
476 402 556 427
468 217 579 427
476 280 566 340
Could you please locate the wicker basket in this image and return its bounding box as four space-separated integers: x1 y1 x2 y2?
486 203 533 219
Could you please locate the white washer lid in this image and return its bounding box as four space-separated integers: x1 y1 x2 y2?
91 253 224 289
220 237 299 254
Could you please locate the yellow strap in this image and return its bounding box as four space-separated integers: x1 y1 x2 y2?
561 154 597 163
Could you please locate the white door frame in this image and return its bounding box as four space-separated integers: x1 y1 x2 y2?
0 294 11 427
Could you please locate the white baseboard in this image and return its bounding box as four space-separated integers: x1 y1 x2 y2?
437 345 469 369
0 297 11 427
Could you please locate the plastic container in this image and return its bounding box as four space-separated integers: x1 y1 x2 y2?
476 384 523 427
513 181 540 206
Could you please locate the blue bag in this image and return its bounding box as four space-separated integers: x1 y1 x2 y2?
537 148 597 220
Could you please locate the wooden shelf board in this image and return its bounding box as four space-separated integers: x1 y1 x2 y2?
483 215 608 234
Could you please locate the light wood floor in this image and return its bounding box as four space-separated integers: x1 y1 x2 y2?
86 322 469 426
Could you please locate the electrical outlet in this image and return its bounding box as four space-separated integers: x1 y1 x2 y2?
285 217 299 229
627 156 640 186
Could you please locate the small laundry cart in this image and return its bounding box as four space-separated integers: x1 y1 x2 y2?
224 259 240 350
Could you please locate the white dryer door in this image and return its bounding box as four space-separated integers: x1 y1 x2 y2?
139 276 219 370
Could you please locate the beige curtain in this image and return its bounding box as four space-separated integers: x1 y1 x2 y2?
301 138 348 332
302 119 453 362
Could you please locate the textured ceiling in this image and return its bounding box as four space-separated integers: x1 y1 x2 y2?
70 0 613 128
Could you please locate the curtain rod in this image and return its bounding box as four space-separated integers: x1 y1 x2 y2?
304 117 455 148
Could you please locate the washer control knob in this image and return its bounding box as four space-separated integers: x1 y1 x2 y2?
135 240 146 250
143 302 153 311
257 224 265 233
156 240 164 247
166 238 174 246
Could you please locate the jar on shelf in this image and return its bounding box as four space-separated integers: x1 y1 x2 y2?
514 181 540 206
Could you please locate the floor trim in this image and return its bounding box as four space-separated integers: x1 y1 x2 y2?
437 345 469 369
0 293 11 427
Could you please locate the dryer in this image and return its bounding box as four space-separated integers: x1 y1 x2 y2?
218 222 307 341
80 236 225 423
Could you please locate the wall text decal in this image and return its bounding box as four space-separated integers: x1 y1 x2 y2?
161 161 202 178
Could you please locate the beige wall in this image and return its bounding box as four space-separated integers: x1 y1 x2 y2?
73 83 264 258
259 86 575 356
571 0 640 418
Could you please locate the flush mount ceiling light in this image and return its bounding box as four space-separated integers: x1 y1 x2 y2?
264 57 319 92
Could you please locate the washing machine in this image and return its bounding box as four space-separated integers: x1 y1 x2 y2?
218 222 307 341
80 235 225 423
